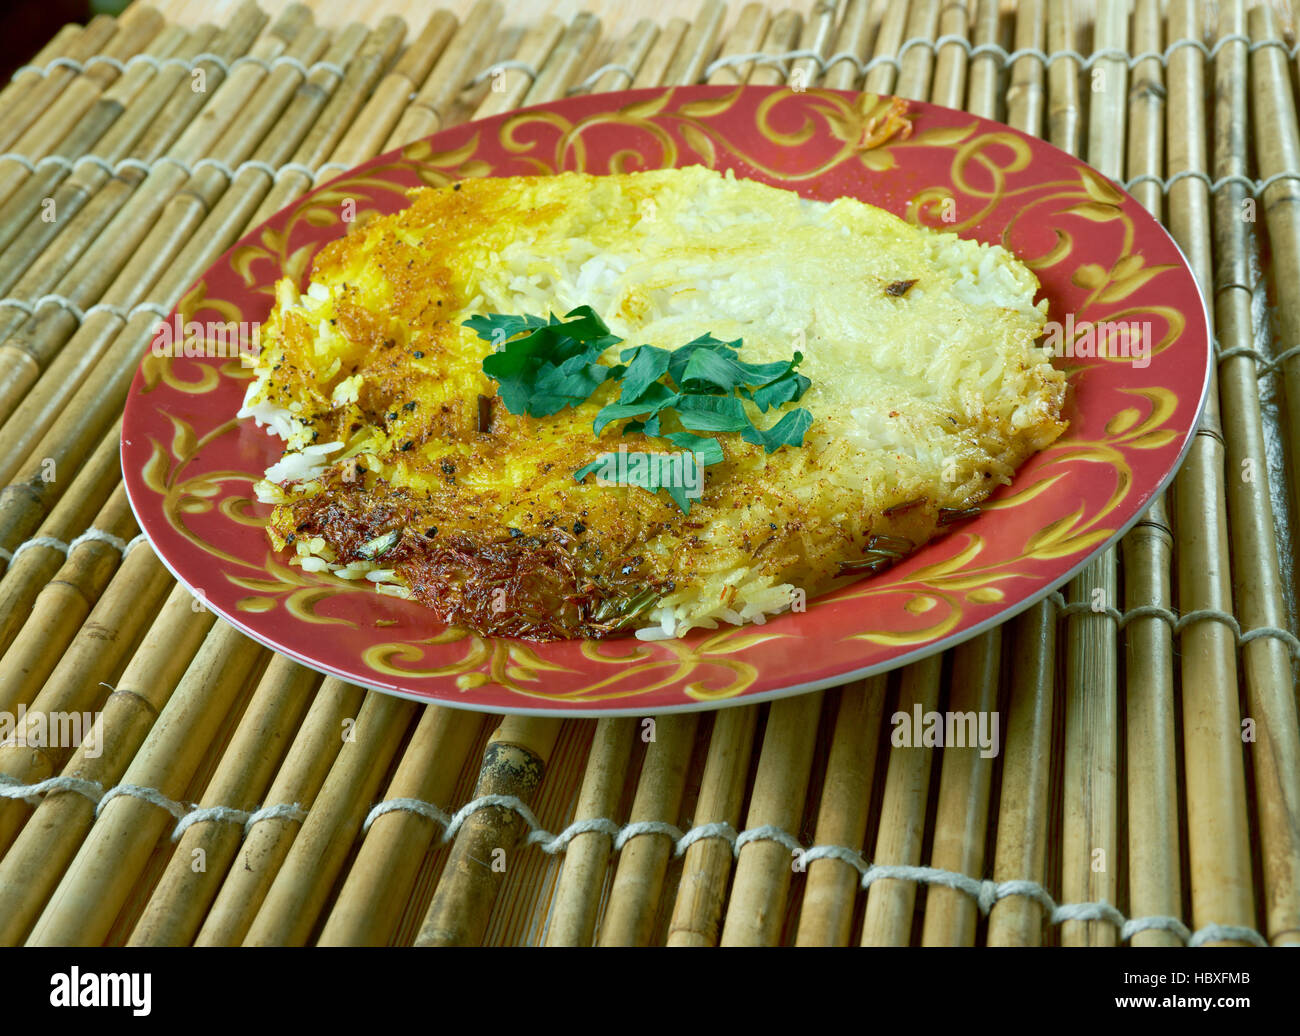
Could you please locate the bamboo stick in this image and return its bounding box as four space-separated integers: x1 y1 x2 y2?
910 41 1004 946
847 0 948 950
1219 0 1300 947
544 717 635 946
984 0 1062 946
633 17 688 89
860 656 942 945
822 0 881 91
194 677 365 946
1058 0 1124 949
0 421 120 653
665 705 759 946
965 0 1003 119
746 9 804 88
0 542 172 853
720 693 822 946
127 654 321 945
383 0 498 147
0 582 214 945
920 632 1000 945
793 679 886 945
1166 0 1255 945
319 7 459 172
862 0 908 95
523 12 602 107
1250 7 1300 573
1116 0 1181 948
596 714 699 945
706 3 771 86
413 715 562 946
789 0 837 89
662 0 724 86
1006 0 1045 132
0 14 119 152
895 0 939 102
25 621 265 946
1045 0 1081 153
589 19 658 93
318 705 485 945
471 15 564 119
930 0 969 110
0 2 270 306
0 484 142 716
987 603 1056 945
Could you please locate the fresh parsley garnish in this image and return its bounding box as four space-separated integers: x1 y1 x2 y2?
465 309 813 513
465 306 623 417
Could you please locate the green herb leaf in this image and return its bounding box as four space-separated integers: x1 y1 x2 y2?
662 431 725 466
463 312 554 343
618 345 671 403
593 382 679 435
666 333 743 387
742 407 814 453
742 367 811 411
471 307 623 418
673 393 751 432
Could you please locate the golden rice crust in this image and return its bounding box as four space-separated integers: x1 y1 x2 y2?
242 166 1067 640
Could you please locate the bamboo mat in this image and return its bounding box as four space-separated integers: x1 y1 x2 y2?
0 0 1297 948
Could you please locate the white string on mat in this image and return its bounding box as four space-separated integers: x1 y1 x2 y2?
0 526 148 566
1049 592 1300 661
1123 169 1300 197
0 295 170 324
5 769 1263 945
566 62 642 94
684 33 1298 86
1212 325 1300 378
10 53 351 81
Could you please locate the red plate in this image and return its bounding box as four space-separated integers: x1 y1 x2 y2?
121 86 1211 715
